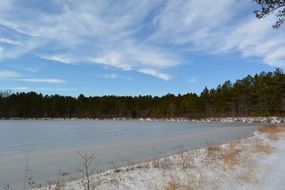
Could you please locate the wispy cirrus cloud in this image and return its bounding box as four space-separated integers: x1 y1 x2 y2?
0 1 179 80
217 17 285 67
11 86 77 91
15 78 66 84
188 77 199 84
148 1 285 67
89 52 132 71
1 0 285 84
0 70 21 78
40 54 76 65
87 42 179 80
0 70 66 84
97 73 133 80
138 68 171 81
0 1 13 13
0 37 23 46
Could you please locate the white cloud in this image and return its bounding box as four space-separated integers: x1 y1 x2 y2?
148 1 285 67
40 55 76 64
0 1 13 13
97 73 133 80
0 70 66 84
0 37 40 60
264 47 285 66
99 73 118 79
11 86 77 91
128 47 179 68
22 67 41 73
87 42 179 80
1 0 285 82
188 77 199 84
11 86 29 90
0 70 21 78
0 1 180 80
0 37 23 46
218 16 285 67
15 78 66 84
149 0 236 46
89 52 132 71
139 68 171 81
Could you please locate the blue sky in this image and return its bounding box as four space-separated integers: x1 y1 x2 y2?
0 0 284 96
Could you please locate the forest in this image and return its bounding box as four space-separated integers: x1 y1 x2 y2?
1 69 285 119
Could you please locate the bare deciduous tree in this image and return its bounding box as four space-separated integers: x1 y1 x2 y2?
77 152 96 190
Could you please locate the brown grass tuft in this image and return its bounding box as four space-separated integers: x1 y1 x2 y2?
258 124 285 140
222 141 241 168
161 178 181 190
258 124 285 133
255 142 274 153
206 144 221 163
152 158 172 170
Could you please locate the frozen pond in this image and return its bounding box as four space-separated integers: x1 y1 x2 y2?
0 120 258 188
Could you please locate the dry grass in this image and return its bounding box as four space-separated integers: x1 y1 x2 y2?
158 175 206 190
258 124 285 133
34 125 283 190
222 141 242 168
152 157 172 170
258 124 285 140
206 144 222 163
205 139 248 169
176 150 194 170
196 174 206 190
181 155 194 170
161 178 181 190
255 142 274 153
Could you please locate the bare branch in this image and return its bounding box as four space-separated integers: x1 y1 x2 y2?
254 0 285 28
77 152 96 190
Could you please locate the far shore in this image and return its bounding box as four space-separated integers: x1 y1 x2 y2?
1 116 284 123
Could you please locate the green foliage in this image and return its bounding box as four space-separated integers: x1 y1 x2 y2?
0 69 285 119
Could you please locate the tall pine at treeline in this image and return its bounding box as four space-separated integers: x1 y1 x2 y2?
1 69 285 119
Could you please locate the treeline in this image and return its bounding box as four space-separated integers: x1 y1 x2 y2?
1 69 285 119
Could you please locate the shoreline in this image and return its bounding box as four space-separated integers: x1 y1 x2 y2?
1 116 284 123
38 125 285 190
